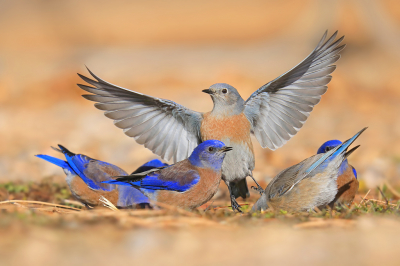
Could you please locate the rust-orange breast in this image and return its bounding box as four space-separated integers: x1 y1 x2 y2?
201 112 252 147
332 166 359 206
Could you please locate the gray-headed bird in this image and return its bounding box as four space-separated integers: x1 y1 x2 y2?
78 31 345 211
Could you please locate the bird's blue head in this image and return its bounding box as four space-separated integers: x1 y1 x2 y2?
189 140 232 171
317 140 342 154
317 139 357 178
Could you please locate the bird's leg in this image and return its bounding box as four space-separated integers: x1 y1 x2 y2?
227 183 243 213
230 194 243 213
249 172 264 195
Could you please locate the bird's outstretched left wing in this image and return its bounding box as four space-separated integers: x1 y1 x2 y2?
78 69 203 162
244 31 345 150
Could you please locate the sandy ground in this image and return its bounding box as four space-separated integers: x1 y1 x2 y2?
1 216 400 266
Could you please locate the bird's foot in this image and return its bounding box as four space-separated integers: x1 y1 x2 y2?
249 173 264 195
230 196 243 213
251 185 265 195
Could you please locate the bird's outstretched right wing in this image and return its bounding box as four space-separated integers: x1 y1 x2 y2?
78 69 203 163
244 31 345 150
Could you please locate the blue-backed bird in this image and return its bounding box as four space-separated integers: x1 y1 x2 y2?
317 140 359 206
77 31 345 211
36 145 167 208
252 128 366 213
104 140 231 210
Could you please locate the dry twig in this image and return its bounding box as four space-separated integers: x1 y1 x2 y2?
359 189 371 205
365 198 397 207
0 200 82 211
377 186 389 205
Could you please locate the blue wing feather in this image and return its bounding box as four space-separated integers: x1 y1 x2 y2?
304 128 366 177
35 155 73 173
132 159 169 174
134 172 200 192
351 166 357 179
105 170 200 192
38 146 122 191
62 153 102 190
117 185 150 206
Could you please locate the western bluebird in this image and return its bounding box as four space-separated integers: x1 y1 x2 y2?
317 140 359 206
104 140 232 210
252 128 366 213
78 31 345 211
36 145 167 208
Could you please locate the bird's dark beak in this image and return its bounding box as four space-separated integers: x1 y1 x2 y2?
221 146 233 153
202 89 215 95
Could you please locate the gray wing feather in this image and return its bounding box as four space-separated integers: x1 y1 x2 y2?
266 154 323 199
244 31 345 150
266 141 345 200
78 69 203 162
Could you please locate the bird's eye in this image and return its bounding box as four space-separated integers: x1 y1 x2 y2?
208 147 214 152
222 89 227 94
325 146 332 152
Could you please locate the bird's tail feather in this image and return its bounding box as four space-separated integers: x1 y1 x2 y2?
49 145 99 189
51 146 62 153
57 144 76 157
35 154 71 171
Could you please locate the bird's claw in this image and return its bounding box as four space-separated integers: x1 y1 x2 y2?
230 196 243 213
251 185 264 195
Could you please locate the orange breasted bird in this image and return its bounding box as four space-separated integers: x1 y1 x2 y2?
104 140 231 210
36 145 167 208
78 31 345 211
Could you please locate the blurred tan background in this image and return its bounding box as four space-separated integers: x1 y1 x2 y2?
1 0 400 190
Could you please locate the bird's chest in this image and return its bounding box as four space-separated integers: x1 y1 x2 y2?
336 165 354 186
200 112 252 146
335 166 359 205
68 174 119 207
201 112 254 179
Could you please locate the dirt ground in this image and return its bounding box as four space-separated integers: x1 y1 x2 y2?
1 1 400 265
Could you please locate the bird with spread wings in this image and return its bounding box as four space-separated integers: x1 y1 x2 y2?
77 31 345 212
